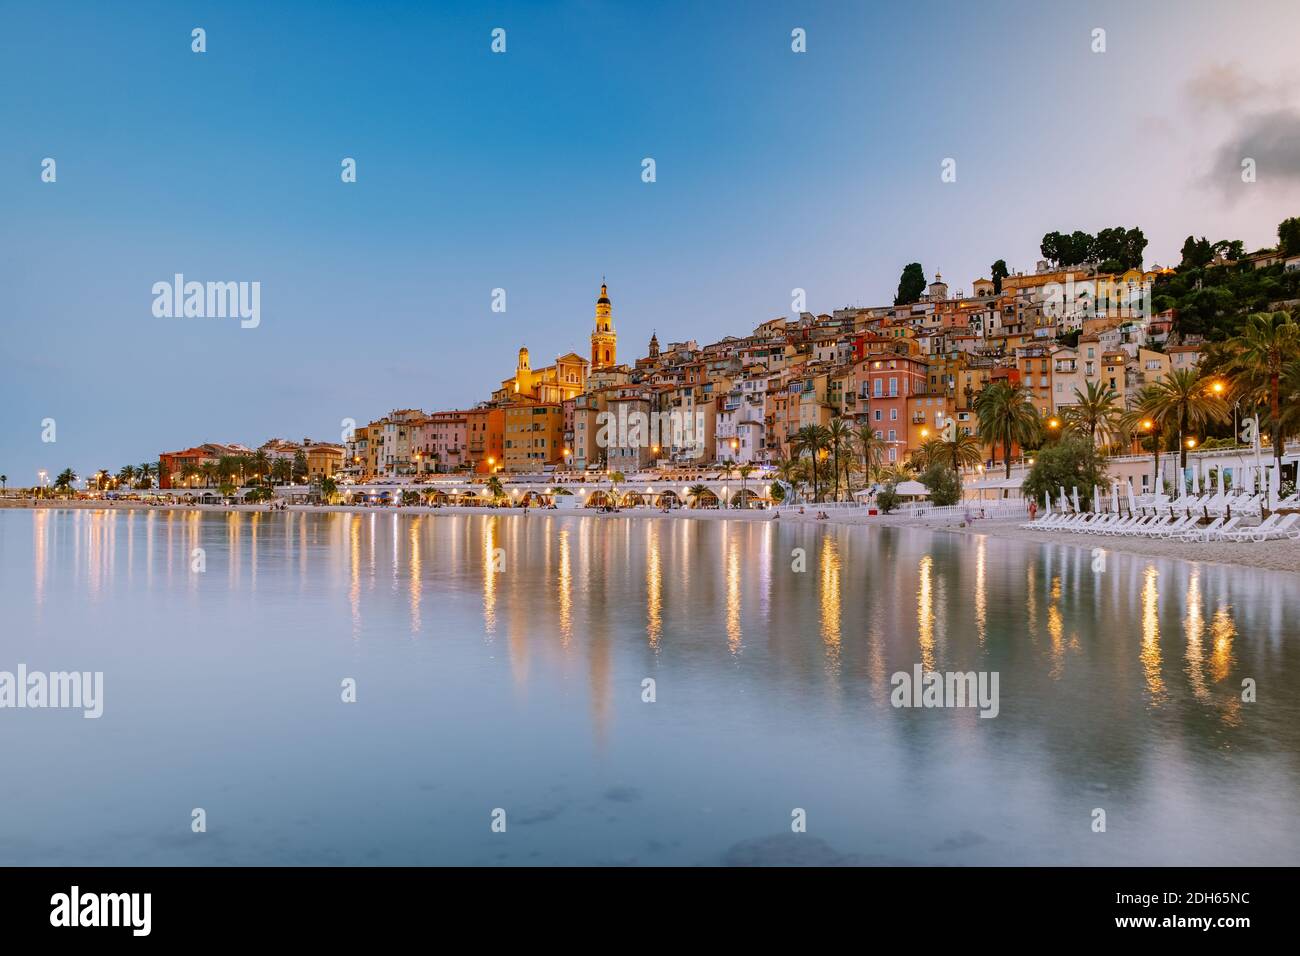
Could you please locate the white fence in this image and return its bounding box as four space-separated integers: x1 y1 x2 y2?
773 501 862 514
897 500 1030 521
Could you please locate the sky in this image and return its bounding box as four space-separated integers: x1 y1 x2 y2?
3 0 1300 485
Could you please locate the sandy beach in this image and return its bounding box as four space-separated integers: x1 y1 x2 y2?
5 497 1297 575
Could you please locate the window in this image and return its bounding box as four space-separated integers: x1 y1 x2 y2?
890 408 898 421
888 429 896 441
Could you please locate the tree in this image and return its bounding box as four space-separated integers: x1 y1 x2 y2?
894 263 927 306
825 417 852 501
0 475 6 492
1213 239 1245 262
292 449 309 484
251 449 271 485
919 462 961 506
990 259 1009 294
687 483 710 508
917 434 982 477
1278 217 1300 257
1135 367 1229 469
791 424 831 501
853 423 887 488
117 465 136 488
271 457 292 485
737 463 755 508
1091 226 1148 271
1180 235 1215 270
609 471 625 507
876 483 901 513
180 461 201 488
975 380 1041 479
1061 380 1122 447
400 489 420 506
486 475 504 503
1022 436 1109 512
1229 310 1300 471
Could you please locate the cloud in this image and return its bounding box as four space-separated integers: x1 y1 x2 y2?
1185 62 1268 111
1206 108 1300 198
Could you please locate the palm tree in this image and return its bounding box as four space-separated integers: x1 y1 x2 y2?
1123 385 1168 493
180 461 201 488
116 465 136 488
853 423 886 489
54 468 77 495
975 380 1041 480
1275 360 1300 454
1138 367 1229 469
0 474 6 493
1229 310 1300 471
918 434 982 476
608 471 625 506
687 483 710 508
486 475 504 504
251 449 271 486
737 463 755 508
1061 380 1122 448
138 462 156 489
825 417 852 502
271 457 292 485
791 424 830 502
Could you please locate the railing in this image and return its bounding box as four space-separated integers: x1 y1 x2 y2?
774 501 861 513
897 500 1030 521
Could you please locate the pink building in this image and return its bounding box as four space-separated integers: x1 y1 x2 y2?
428 410 470 472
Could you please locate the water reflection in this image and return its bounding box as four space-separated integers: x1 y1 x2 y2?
819 534 842 675
3 509 1295 865
1141 565 1165 704
917 555 935 672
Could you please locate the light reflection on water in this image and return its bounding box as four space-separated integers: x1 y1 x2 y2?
3 508 1299 866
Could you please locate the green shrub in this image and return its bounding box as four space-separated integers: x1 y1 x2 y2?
876 483 900 513
919 463 961 506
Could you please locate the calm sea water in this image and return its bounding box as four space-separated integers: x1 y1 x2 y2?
2 507 1298 866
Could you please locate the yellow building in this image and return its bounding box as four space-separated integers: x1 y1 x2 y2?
494 346 588 406
503 403 565 472
302 440 344 479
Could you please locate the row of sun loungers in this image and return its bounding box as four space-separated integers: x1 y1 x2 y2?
1022 509 1300 542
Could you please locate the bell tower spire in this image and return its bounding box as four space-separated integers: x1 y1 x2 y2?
591 280 617 370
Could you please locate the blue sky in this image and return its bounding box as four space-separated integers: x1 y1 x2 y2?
3 0 1300 484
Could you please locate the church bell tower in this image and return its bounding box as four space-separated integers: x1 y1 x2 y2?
590 281 617 370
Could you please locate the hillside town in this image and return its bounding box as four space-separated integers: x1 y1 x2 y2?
18 221 1296 507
